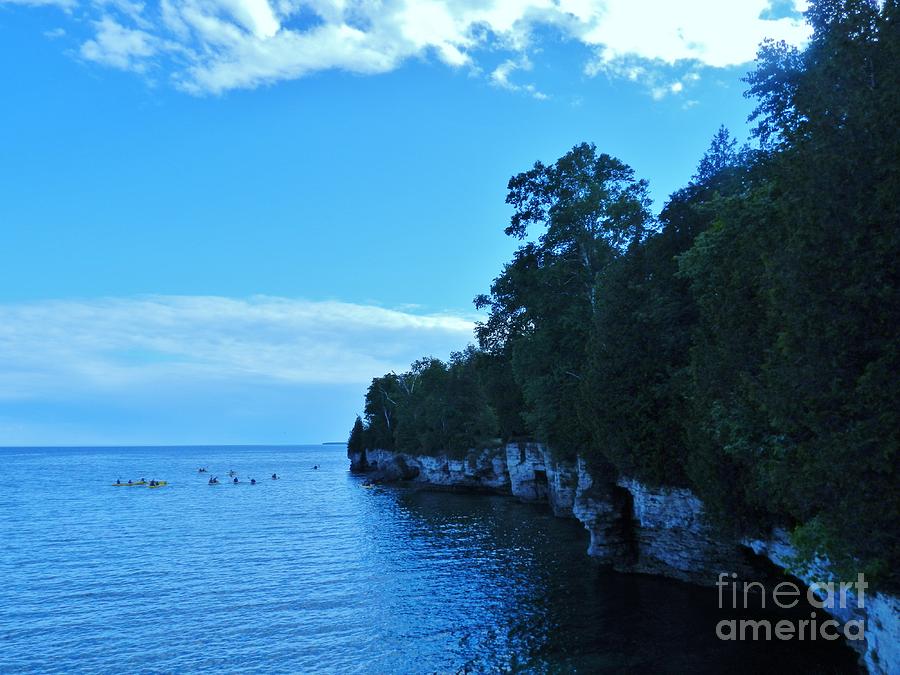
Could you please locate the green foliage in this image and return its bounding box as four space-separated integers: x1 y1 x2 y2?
347 416 365 456
362 372 403 450
358 350 500 459
349 0 899 588
790 517 889 584
477 144 654 457
678 0 900 585
469 349 530 441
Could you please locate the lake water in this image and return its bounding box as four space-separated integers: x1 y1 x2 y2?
0 445 859 673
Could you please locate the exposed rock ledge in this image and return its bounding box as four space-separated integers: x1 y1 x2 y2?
359 447 510 492
350 443 898 674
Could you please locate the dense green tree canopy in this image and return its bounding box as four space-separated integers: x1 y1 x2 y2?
349 0 899 587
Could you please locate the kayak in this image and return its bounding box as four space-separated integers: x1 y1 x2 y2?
113 481 146 486
147 481 168 489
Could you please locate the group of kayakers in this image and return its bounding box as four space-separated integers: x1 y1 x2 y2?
115 465 319 488
205 470 282 485
113 477 165 487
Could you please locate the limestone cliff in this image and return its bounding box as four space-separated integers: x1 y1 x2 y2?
360 447 510 492
745 530 900 674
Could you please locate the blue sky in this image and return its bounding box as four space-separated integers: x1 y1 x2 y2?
0 0 810 445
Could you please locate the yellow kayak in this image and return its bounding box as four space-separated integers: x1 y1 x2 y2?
147 481 168 489
113 481 146 486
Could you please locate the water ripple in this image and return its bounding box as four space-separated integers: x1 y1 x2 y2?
0 446 859 674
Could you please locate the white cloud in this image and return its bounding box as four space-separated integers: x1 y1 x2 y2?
0 295 475 400
490 56 547 100
9 0 812 94
650 78 687 100
80 16 161 71
582 0 808 71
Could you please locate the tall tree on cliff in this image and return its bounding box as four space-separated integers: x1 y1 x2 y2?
362 373 403 450
476 144 653 454
347 416 366 455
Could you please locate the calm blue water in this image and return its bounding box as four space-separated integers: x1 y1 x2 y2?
0 446 858 673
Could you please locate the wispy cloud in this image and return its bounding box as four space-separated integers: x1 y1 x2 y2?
0 295 475 401
490 56 547 100
3 0 811 95
80 16 163 71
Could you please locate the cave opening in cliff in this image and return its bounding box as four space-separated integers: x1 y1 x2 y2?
533 469 549 500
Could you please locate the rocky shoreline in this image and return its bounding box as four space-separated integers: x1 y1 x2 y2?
349 443 899 674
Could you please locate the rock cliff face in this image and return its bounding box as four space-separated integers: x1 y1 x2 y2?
361 447 510 492
571 457 634 564
541 447 579 517
348 450 367 473
867 595 900 675
745 530 900 674
505 442 548 502
617 477 760 585
348 442 898 674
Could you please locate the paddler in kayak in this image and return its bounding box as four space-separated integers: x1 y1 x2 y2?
208 476 219 484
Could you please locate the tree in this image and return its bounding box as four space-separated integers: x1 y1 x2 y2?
693 125 739 185
347 416 366 455
678 0 900 581
581 127 751 486
477 144 653 455
359 351 501 459
504 143 653 307
362 373 404 450
347 0 900 588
